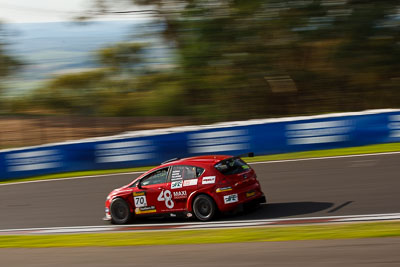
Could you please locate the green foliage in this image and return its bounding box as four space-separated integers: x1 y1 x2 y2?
1 222 400 247
34 69 108 115
33 41 187 117
0 51 20 78
97 43 146 72
126 0 400 120
0 24 23 109
27 1 400 120
0 27 21 79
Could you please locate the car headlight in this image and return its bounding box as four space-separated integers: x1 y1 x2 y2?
106 195 111 200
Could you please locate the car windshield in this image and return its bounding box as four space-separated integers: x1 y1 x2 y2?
214 157 250 175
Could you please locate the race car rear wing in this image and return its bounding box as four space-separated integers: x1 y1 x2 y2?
238 152 254 158
217 152 254 165
162 152 254 166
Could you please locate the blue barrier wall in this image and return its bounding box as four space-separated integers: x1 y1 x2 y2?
1 109 400 180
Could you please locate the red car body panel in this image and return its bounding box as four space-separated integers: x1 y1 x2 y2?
104 155 266 222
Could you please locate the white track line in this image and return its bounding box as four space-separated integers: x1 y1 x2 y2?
1 212 400 234
1 150 400 186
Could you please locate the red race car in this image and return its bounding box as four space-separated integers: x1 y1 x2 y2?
104 153 266 224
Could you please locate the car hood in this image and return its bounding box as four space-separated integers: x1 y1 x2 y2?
109 185 131 197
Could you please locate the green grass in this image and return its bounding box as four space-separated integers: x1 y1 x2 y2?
242 142 400 162
2 142 400 185
0 166 154 185
1 221 400 248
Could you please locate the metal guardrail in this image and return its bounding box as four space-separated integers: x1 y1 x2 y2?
1 109 399 180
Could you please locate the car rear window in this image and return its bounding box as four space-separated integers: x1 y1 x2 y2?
214 158 250 175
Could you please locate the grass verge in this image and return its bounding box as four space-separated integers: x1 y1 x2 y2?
1 221 399 248
2 142 400 185
0 166 153 185
242 142 400 162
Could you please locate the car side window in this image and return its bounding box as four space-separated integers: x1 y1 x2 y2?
130 180 139 188
141 168 169 186
170 165 204 181
196 167 205 177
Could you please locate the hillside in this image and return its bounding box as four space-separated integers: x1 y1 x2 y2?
3 20 165 96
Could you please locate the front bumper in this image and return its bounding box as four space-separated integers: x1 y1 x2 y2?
103 214 111 221
103 206 111 221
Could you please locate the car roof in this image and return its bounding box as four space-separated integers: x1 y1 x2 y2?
133 155 233 183
164 155 231 166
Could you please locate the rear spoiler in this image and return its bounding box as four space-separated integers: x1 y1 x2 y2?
217 152 254 165
238 152 254 158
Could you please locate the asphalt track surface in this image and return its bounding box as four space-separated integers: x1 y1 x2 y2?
1 153 399 229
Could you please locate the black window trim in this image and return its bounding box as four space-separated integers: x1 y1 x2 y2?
134 166 171 187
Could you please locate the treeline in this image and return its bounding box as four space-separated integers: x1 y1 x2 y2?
0 23 22 110
5 1 400 122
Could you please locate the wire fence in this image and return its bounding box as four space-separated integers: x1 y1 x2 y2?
0 115 191 149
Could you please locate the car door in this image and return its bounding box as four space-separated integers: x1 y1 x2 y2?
166 165 204 211
134 167 170 215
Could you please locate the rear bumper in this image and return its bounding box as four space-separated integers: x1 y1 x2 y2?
215 182 266 212
257 195 267 204
219 194 266 215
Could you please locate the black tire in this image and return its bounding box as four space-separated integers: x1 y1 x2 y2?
192 194 216 221
110 198 132 224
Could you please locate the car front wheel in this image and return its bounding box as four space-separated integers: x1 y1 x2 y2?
110 198 132 224
193 194 216 221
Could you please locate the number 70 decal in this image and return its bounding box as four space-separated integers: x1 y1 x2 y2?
134 195 147 208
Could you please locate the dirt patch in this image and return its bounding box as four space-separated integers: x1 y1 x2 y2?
0 116 192 149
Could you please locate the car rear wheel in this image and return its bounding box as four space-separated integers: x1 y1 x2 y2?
110 198 132 224
193 194 216 221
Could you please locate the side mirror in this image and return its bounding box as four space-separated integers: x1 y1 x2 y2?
137 179 142 189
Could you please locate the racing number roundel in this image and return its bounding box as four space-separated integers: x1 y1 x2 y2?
157 189 174 209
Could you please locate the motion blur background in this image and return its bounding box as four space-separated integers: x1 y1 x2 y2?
0 0 399 149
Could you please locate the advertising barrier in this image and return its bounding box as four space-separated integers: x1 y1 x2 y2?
1 109 400 180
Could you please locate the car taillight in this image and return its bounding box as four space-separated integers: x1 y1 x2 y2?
219 177 230 185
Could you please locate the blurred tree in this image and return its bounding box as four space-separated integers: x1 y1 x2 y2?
34 41 186 116
0 46 19 78
35 69 108 115
0 23 22 110
34 0 400 121
97 42 146 73
84 0 400 121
